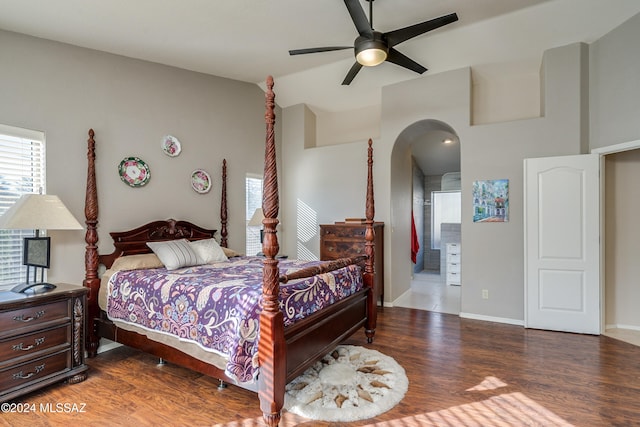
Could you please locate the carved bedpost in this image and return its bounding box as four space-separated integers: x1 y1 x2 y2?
364 138 377 343
258 76 284 427
220 159 228 248
83 129 100 357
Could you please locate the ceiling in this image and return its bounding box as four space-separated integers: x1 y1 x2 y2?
3 0 639 115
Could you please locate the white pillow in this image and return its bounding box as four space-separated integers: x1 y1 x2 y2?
189 238 228 264
146 239 201 270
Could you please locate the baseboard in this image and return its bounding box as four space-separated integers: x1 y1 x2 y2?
605 323 640 331
459 312 524 326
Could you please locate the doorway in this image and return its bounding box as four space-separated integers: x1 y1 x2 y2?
390 119 461 314
599 145 640 346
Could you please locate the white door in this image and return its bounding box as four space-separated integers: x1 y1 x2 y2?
524 154 601 334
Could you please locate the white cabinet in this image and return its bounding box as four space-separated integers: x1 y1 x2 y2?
446 243 461 286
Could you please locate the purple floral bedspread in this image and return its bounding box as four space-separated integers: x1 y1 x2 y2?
106 256 363 384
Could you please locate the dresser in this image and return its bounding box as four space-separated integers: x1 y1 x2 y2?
0 283 88 402
319 222 384 304
445 243 461 286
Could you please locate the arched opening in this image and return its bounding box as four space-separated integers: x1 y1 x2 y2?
389 119 461 314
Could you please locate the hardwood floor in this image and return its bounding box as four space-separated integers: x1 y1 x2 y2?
3 307 640 426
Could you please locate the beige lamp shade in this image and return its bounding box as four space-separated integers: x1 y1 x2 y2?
248 208 264 227
0 194 83 230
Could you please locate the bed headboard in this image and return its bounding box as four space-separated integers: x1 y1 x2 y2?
98 219 217 268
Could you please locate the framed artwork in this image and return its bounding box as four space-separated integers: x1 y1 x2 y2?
23 236 51 268
472 179 509 223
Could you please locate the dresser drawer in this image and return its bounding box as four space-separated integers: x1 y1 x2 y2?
446 253 461 263
446 243 461 254
447 262 460 273
322 240 366 259
447 271 461 285
321 225 366 239
0 324 70 366
0 350 70 394
0 301 69 334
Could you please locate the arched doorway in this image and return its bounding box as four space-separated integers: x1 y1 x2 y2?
389 119 461 314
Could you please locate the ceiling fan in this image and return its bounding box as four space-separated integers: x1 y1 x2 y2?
289 0 458 85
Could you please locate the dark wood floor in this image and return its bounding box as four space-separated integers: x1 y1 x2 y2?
3 307 640 426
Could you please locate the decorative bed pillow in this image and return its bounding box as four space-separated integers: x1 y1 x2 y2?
222 247 243 258
146 239 201 270
110 253 164 272
189 238 228 264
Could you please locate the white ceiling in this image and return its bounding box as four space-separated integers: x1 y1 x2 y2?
2 0 639 115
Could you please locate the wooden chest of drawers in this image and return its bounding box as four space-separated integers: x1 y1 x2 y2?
0 283 88 402
320 222 384 304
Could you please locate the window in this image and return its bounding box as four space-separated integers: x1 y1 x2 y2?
245 174 263 256
0 124 45 289
431 190 461 249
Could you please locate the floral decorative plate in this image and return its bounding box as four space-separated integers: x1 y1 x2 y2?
191 169 211 194
118 157 150 187
161 135 181 157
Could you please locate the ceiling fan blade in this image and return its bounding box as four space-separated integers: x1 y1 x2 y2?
385 13 458 47
344 0 373 36
342 62 363 85
289 46 353 55
386 48 427 74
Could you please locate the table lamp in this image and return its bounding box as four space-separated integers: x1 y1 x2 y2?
248 208 265 242
0 194 83 291
248 208 265 256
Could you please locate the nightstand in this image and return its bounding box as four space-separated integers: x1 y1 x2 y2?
0 283 88 402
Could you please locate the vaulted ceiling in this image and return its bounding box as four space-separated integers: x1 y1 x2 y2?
2 0 639 114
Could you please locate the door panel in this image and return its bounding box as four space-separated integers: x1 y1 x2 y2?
524 154 600 334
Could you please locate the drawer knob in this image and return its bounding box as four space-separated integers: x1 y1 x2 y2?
13 310 45 322
12 337 46 352
13 363 45 380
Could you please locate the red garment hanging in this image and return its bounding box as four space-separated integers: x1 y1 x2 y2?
411 211 420 264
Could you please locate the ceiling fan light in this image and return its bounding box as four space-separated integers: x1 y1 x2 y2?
356 48 387 66
355 38 388 67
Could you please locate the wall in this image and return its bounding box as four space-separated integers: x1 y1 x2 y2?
388 44 587 322
0 30 270 285
280 104 372 261
590 12 640 149
277 11 640 325
589 13 640 333
423 174 442 272
411 158 424 273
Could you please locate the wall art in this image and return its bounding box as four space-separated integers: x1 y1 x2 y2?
472 179 509 222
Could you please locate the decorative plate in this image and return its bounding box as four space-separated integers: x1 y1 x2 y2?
118 157 150 187
161 135 181 157
191 169 211 194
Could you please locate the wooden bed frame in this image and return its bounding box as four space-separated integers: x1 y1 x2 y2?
82 76 377 426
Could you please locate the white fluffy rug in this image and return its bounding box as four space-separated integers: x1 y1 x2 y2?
283 345 409 422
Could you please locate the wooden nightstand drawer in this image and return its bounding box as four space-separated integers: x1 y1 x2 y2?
0 301 69 334
0 350 70 395
0 324 70 366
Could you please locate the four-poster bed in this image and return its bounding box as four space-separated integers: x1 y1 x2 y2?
83 76 378 426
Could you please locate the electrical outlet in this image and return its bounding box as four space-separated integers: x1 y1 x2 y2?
482 289 489 299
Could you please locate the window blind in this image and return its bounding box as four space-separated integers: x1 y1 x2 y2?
0 125 45 289
245 174 263 257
